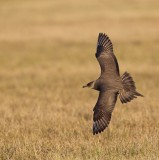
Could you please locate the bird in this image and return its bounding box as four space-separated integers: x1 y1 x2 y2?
83 33 143 135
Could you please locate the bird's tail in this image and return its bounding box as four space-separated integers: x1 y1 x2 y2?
119 72 143 104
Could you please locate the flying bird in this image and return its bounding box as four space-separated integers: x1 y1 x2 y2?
83 33 143 135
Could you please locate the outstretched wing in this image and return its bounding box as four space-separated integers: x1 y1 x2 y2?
96 33 120 76
93 90 118 135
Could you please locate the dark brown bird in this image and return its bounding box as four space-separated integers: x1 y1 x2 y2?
83 33 143 135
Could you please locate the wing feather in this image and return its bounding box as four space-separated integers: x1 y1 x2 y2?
95 33 120 76
93 91 118 135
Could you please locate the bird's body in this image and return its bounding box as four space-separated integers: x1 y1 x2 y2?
83 33 143 135
95 75 122 91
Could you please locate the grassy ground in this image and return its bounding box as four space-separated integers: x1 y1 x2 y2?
0 0 159 159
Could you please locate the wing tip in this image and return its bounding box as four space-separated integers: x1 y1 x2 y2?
96 32 113 57
93 118 109 135
97 33 112 45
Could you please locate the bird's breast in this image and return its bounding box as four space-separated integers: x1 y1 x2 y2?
95 77 122 92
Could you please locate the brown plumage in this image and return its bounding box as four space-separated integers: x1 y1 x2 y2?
83 33 143 135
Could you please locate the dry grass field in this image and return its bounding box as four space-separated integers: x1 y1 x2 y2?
0 0 159 159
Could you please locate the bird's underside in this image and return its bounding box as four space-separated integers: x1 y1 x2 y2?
84 33 143 135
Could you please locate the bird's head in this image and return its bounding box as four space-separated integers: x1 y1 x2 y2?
83 81 95 89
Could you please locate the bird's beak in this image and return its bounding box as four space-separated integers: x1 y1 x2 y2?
83 85 87 88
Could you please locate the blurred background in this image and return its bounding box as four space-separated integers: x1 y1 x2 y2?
0 0 159 159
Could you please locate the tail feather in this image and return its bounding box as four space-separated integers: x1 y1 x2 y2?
119 72 143 104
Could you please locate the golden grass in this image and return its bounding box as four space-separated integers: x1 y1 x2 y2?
0 0 159 159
